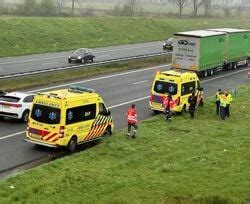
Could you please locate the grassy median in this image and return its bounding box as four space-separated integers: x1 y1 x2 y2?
0 84 249 203
0 17 250 57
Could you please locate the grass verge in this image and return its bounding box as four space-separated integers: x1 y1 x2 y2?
1 55 170 91
0 84 249 203
0 17 250 57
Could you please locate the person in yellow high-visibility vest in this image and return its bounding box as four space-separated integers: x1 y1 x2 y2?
225 90 233 118
220 92 227 120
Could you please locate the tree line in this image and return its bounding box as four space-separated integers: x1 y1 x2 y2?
0 0 246 17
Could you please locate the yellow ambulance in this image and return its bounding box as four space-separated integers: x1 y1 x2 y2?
25 86 114 152
149 70 203 113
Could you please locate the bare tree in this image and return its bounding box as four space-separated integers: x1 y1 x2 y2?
175 0 188 16
71 0 75 14
192 0 205 16
57 0 66 14
204 0 212 16
127 0 136 16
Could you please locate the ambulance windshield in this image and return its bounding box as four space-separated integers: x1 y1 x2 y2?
154 81 177 95
31 104 61 124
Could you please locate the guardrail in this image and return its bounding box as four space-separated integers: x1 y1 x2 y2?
0 52 171 79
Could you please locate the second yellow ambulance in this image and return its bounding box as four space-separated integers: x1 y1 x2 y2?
149 70 203 113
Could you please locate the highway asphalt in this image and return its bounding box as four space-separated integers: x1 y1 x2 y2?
0 64 249 176
0 41 163 76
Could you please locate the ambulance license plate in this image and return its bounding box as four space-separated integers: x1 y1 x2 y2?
31 134 41 139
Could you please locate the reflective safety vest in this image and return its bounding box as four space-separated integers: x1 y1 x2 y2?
163 98 175 110
216 91 221 101
220 95 227 107
127 107 137 124
226 93 233 105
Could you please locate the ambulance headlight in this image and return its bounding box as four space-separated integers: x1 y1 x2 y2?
68 56 71 59
77 56 81 59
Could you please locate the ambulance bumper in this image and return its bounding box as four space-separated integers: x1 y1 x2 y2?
24 138 59 148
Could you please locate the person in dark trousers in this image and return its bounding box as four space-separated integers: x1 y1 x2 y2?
126 104 138 138
188 92 197 119
225 90 232 118
215 89 222 115
220 92 227 120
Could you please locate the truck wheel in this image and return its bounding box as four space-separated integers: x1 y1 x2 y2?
233 63 237 70
67 136 77 152
210 69 214 76
21 110 29 123
203 71 208 77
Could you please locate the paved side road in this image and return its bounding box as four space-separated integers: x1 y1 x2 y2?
0 41 163 76
0 64 249 174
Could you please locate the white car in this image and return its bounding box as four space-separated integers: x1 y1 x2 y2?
0 92 35 122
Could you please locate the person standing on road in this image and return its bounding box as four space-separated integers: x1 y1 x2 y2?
225 90 233 118
163 94 175 121
215 89 222 115
188 92 197 119
126 104 138 138
220 92 227 120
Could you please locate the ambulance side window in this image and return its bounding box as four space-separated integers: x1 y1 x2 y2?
66 104 96 125
181 81 196 95
99 103 108 116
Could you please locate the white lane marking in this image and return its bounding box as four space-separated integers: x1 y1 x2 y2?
133 80 149 85
42 62 59 66
1 66 247 141
0 43 162 65
0 131 25 140
29 64 169 93
0 96 150 141
109 96 149 109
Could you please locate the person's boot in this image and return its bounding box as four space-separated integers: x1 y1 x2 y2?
126 133 130 139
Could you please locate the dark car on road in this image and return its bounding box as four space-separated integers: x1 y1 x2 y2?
68 48 95 63
163 38 174 51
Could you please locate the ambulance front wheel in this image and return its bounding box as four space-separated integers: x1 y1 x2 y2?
67 136 77 152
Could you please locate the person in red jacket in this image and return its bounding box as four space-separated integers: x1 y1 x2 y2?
126 104 138 138
163 94 175 121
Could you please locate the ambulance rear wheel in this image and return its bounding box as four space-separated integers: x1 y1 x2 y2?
153 110 160 114
67 136 77 152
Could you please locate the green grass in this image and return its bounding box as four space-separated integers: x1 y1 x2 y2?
0 55 170 91
0 16 250 57
0 84 249 203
